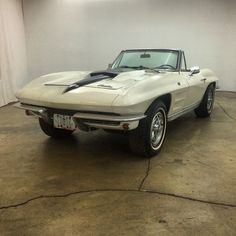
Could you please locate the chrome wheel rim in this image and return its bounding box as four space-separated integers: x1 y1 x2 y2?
150 111 165 149
207 89 214 110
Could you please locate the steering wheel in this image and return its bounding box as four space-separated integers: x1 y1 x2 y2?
158 64 176 69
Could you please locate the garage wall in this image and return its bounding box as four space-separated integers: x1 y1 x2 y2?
23 0 236 91
0 0 28 106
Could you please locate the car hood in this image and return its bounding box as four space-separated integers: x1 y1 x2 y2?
16 70 166 111
42 70 157 90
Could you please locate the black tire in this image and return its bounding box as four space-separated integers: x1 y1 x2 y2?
39 118 74 138
194 84 215 118
129 100 167 157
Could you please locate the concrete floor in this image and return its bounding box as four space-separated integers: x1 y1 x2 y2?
0 91 235 236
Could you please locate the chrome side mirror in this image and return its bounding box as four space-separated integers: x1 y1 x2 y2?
189 66 200 76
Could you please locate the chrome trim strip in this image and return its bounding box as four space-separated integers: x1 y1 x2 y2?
73 112 146 122
14 102 49 121
168 102 200 121
44 84 68 86
14 102 46 113
82 121 139 130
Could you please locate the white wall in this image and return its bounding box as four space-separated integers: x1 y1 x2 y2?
0 0 28 106
23 0 236 91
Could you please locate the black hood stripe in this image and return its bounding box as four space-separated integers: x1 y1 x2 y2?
63 70 120 93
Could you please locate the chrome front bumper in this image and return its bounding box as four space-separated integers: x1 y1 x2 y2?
73 112 146 130
14 102 146 131
14 102 48 120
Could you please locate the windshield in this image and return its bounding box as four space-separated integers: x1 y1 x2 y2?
112 50 179 70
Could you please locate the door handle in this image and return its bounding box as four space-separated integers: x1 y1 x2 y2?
177 82 181 86
201 78 207 82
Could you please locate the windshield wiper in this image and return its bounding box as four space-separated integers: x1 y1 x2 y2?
118 65 159 73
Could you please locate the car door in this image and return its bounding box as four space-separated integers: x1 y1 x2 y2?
186 71 206 107
168 72 189 115
179 52 205 108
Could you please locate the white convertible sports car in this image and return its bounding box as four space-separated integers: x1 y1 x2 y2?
16 49 218 157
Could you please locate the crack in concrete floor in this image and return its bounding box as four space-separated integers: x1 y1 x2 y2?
0 189 236 211
216 101 236 121
138 158 151 190
0 157 236 211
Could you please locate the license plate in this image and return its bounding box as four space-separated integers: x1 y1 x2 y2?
53 114 76 130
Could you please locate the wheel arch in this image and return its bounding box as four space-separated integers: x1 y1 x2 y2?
145 93 172 114
202 82 216 97
209 81 216 88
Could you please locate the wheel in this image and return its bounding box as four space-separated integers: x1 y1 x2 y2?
129 100 167 157
39 118 74 138
194 84 215 118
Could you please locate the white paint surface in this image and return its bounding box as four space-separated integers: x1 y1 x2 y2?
23 0 236 91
